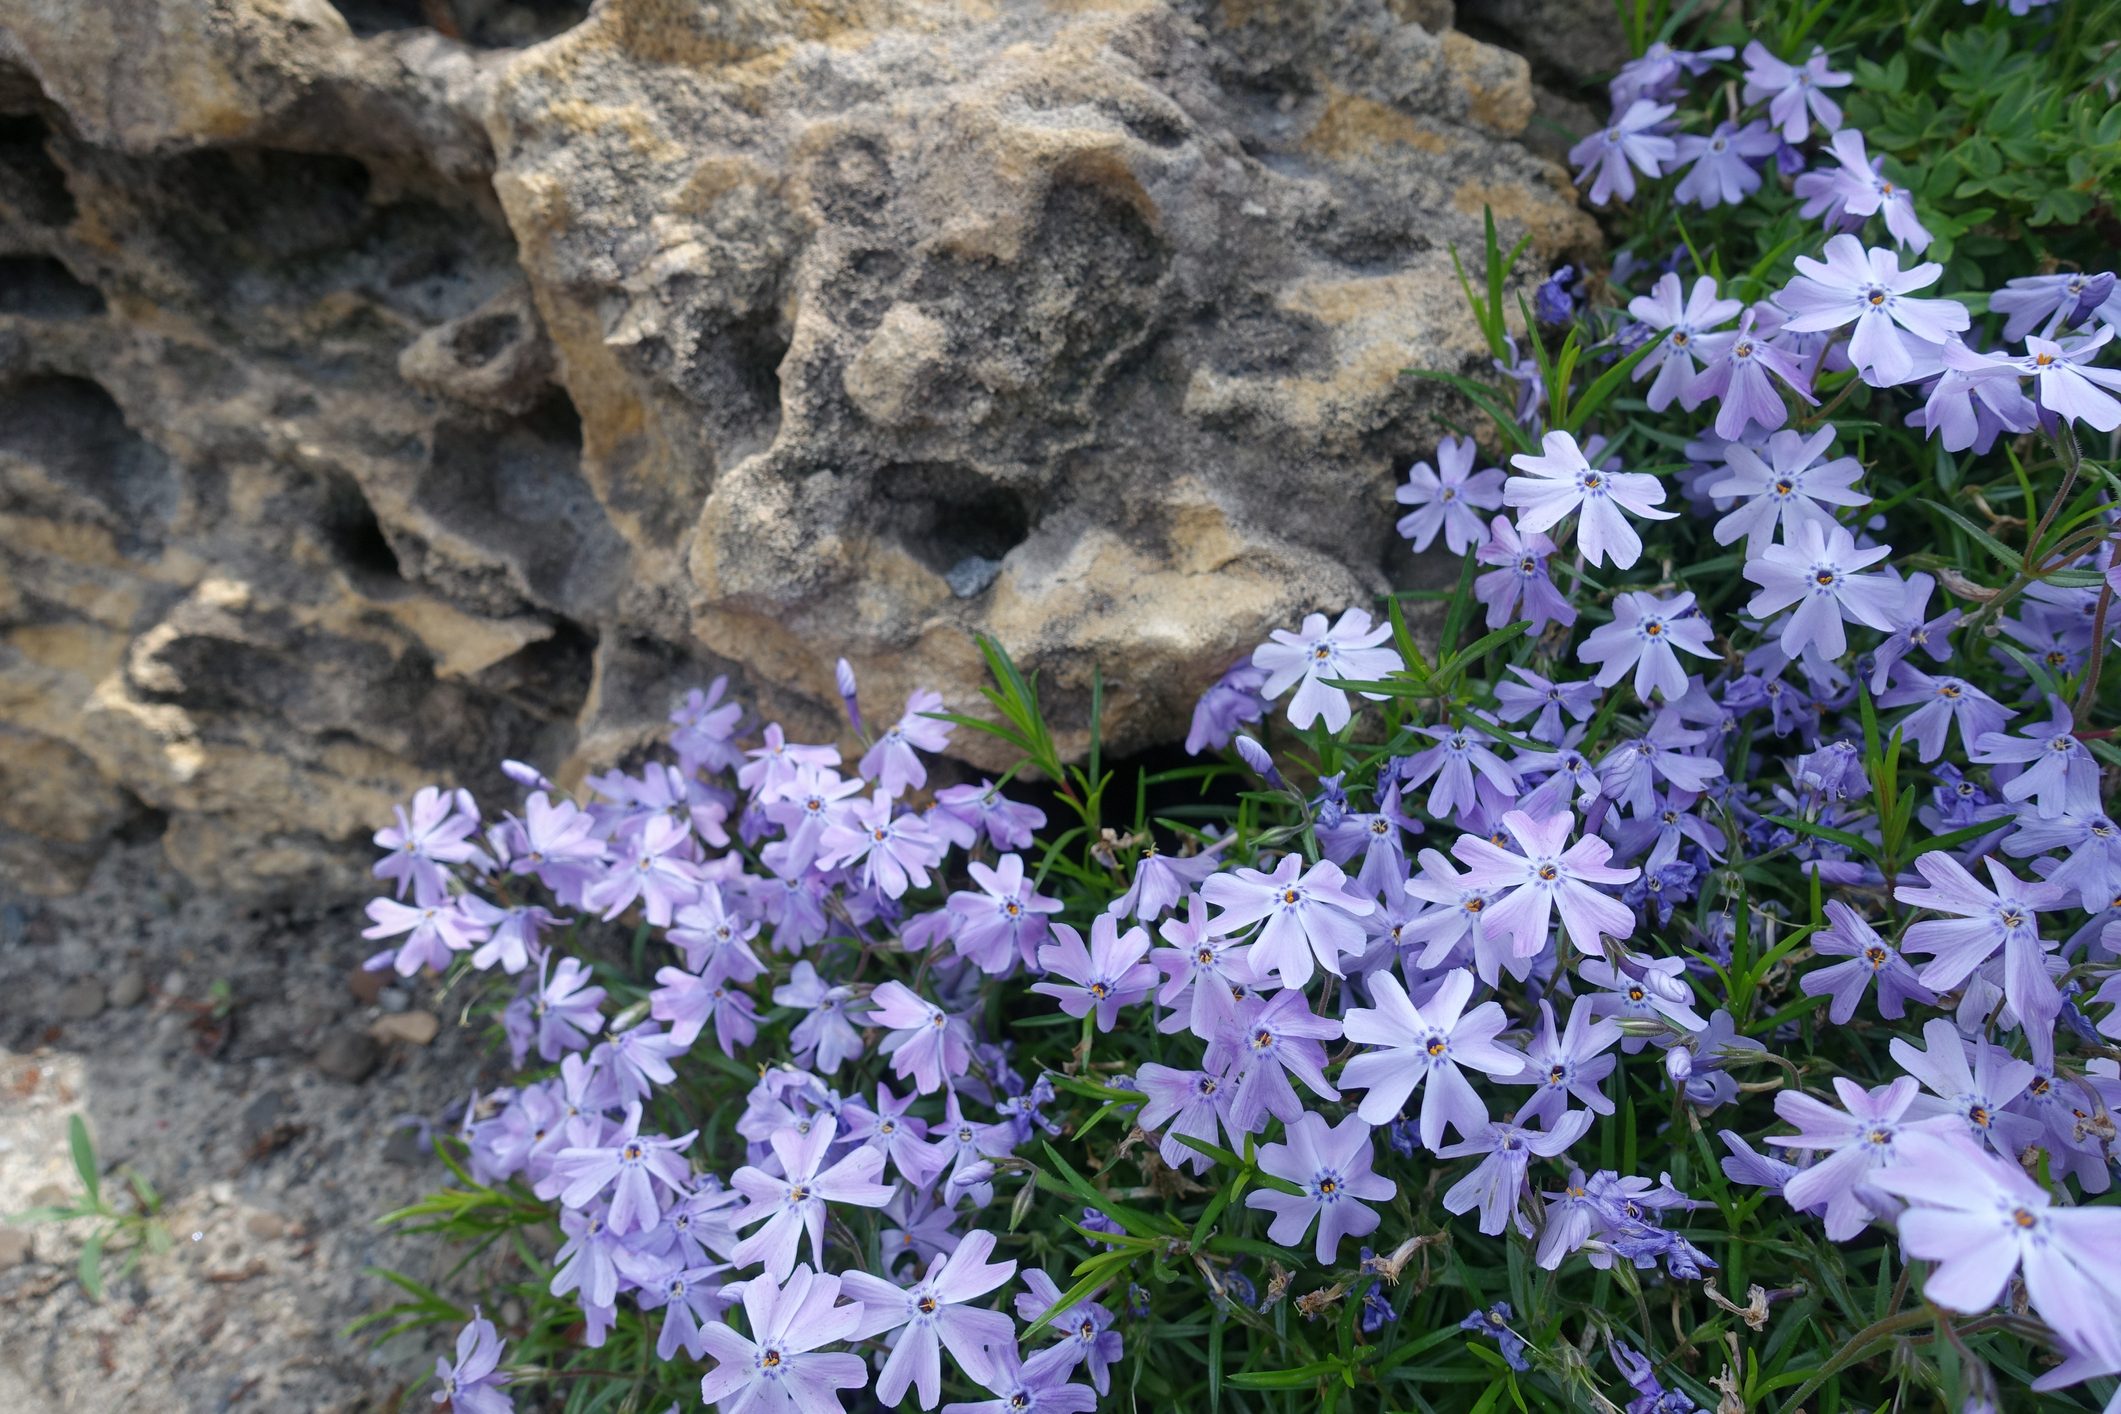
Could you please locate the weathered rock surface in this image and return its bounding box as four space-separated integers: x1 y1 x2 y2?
0 0 1593 895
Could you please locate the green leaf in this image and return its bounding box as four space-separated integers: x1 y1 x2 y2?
69 1115 100 1208
78 1227 107 1301
1227 1359 1344 1390
1559 332 1666 437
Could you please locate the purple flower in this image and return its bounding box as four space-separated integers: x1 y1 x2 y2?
1202 852 1373 990
1457 1304 1530 1371
1150 894 1259 1042
1871 1133 2121 1365
699 1264 871 1414
949 854 1063 974
1915 341 2039 453
1494 666 1598 744
362 895 489 977
1473 517 1576 632
639 1262 737 1362
934 780 1047 853
816 794 945 899
1889 1017 2041 1160
1341 968 1519 1146
1133 1063 1233 1174
1672 120 1779 209
547 1103 697 1236
1251 608 1404 733
760 765 865 878
1439 1112 1592 1236
1799 900 1938 1023
1245 1111 1394 1262
670 888 766 983
1206 989 1342 1135
870 982 976 1096
1740 521 1904 659
1628 274 1742 411
1877 665 2013 763
1568 100 1678 206
941 1343 1098 1414
1013 1269 1123 1392
1993 270 2118 341
729 1117 896 1280
1974 700 2104 819
1794 128 1932 251
2005 809 2121 911
1107 845 1221 923
1895 853 2069 1066
1397 721 1521 822
1766 1077 1955 1238
842 1230 1017 1410
432 1310 512 1414
1686 309 1818 438
774 961 867 1074
1450 810 1640 960
1741 42 1851 141
739 723 841 797
1578 591 1718 702
585 815 703 927
375 785 483 904
1505 430 1676 570
1397 435 1505 554
842 1083 950 1191
1776 235 1969 387
1185 661 1270 756
860 688 953 798
1031 916 1158 1031
1703 426 1869 554
1511 997 1623 1126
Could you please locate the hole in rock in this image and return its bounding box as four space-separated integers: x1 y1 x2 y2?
0 255 104 318
449 308 522 366
872 463 1030 596
0 113 74 226
320 471 405 587
329 0 591 47
0 375 175 531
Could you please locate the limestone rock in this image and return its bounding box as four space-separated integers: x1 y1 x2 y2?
0 0 1592 893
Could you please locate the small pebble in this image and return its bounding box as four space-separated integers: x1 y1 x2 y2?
244 1211 286 1241
313 1029 379 1083
376 985 411 1015
0 1228 30 1268
55 978 107 1022
369 1010 439 1047
108 969 148 1008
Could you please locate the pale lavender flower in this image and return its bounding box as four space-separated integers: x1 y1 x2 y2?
1397 721 1521 822
1449 810 1640 960
1439 1112 1592 1236
1871 1132 2121 1365
1877 666 2013 763
1396 436 1505 554
1341 968 1520 1146
860 688 953 798
1031 916 1157 1031
870 982 976 1096
1799 900 1938 1023
1185 661 1270 756
1890 1017 2041 1159
738 724 841 797
1494 665 1598 744
548 1103 697 1236
523 955 606 1061
1895 854 2069 1066
506 790 604 896
1150 893 1258 1042
760 765 865 878
1766 1077 1957 1238
2006 810 2121 912
1578 590 1718 702
1597 713 1724 817
841 1083 949 1191
698 1264 870 1414
941 1343 1097 1414
1865 571 1960 692
1914 341 2039 452
774 961 867 1074
1672 120 1779 209
1686 309 1818 437
596 1025 688 1107
1704 426 1869 554
376 785 483 904
1741 42 1851 141
1245 1111 1394 1262
432 1309 513 1414
1993 271 2118 342
817 794 945 899
949 854 1063 974
1133 1064 1232 1175
585 815 703 927
1794 128 1931 251
1202 852 1373 990
1473 516 1576 632
1628 273 1742 410
842 1230 1017 1410
463 898 561 975
670 888 766 982
1776 235 1969 387
1580 952 1706 1046
1610 40 1733 106
1568 100 1678 206
1741 521 1904 659
1013 1270 1122 1393
1251 607 1404 733
933 780 1047 852
638 1262 737 1362
1504 430 1676 570
730 1118 895 1280
1206 989 1342 1135
1511 997 1623 1126
362 895 489 977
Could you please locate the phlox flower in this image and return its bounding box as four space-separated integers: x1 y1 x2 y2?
1104 844 1219 923
1201 852 1373 990
759 765 864 878
463 898 562 975
375 785 483 904
1567 99 1677 206
729 1118 895 1281
1775 235 1969 387
1992 270 2117 342
737 723 839 797
1244 1111 1394 1262
1577 590 1718 702
870 982 976 1095
362 895 489 977
1895 853 2069 1066
669 887 766 982
1206 989 1341 1135
1013 1270 1123 1392
1402 848 1513 983
1397 720 1520 821
639 1262 738 1362
1396 435 1504 554
1945 329 2121 433
932 780 1046 853
1439 1111 1592 1237
1864 570 1959 692
1876 665 2012 762
1596 712 1724 817
1504 430 1676 570
1766 1077 1957 1239
941 1343 1097 1414
842 1230 1017 1410
432 1310 513 1414
1799 900 1937 1023
1580 952 1706 1048
1685 309 1818 438
2005 810 2121 912
1628 273 1741 410
816 793 944 899
1703 425 1868 554
860 688 953 798
1793 128 1932 251
1510 997 1623 1126
698 1264 870 1414
670 678 744 773
1149 894 1257 1042
1740 520 1904 660
841 1083 949 1191
1493 665 1598 744
1741 42 1851 141
1889 1017 2042 1160
1132 1063 1233 1175
1971 699 2102 819
547 1103 697 1236
948 853 1062 974
1871 1132 2121 1364
1340 968 1520 1146
1448 809 1640 960
1185 661 1269 756
585 814 703 927
774 961 866 1074
1914 341 2039 453
1472 516 1576 632
1672 120 1779 209
1031 915 1157 1031
1251 607 1404 732
1609 40 1733 107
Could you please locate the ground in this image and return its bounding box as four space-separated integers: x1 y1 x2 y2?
0 843 499 1412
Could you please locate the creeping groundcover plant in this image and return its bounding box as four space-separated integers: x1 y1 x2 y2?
358 2 2121 1410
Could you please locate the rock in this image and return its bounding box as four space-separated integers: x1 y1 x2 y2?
108 967 148 1008
0 1226 30 1268
345 965 387 1007
369 1009 439 1046
243 1210 287 1241
55 977 106 1021
313 1028 379 1083
376 984 411 1014
240 1090 287 1144
0 0 1593 895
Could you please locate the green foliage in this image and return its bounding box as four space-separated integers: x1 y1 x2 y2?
8 1115 174 1301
